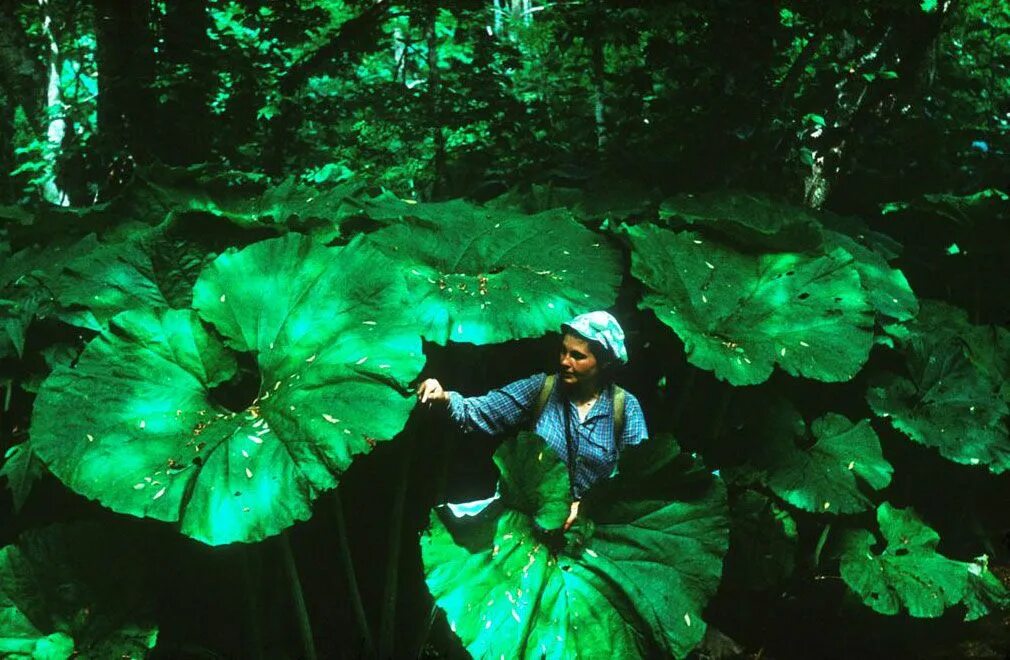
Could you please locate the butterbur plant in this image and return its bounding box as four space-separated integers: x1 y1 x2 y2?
422 433 728 659
1 170 1008 658
30 234 424 545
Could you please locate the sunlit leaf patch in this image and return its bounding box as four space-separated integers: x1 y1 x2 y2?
31 235 424 544
822 229 918 322
422 433 728 659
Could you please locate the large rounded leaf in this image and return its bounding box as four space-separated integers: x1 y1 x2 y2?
366 200 622 344
49 234 177 331
0 523 158 658
31 235 424 544
0 237 101 356
624 223 874 385
840 503 1009 620
580 435 730 657
112 164 375 241
659 191 824 251
751 410 892 514
422 433 728 659
49 214 254 331
867 301 1010 473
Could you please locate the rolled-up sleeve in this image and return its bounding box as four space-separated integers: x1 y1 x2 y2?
447 373 546 436
620 394 649 449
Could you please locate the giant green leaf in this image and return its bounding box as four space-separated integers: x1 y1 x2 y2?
658 191 824 251
867 301 1010 473
488 180 657 223
749 409 892 514
422 433 728 659
0 238 100 356
0 523 158 658
366 200 622 344
624 223 874 385
49 212 263 331
882 188 1009 225
840 503 1009 620
50 237 172 331
31 235 424 544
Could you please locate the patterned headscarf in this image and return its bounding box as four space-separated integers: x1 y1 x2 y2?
561 311 628 365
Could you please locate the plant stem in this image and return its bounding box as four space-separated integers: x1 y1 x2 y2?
670 368 697 427
240 544 264 660
331 489 375 656
280 531 317 660
708 386 735 443
813 523 832 568
426 7 445 198
409 603 438 659
379 435 413 657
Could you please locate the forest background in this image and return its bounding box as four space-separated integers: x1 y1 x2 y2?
1 0 1010 658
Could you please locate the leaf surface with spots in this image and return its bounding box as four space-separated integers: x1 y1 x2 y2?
422 433 728 659
366 200 622 344
840 503 1009 620
624 223 875 385
867 301 1010 473
30 235 424 544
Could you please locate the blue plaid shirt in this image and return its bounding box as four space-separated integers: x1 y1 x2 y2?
447 373 648 498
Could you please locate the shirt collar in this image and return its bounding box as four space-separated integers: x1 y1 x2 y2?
565 384 613 422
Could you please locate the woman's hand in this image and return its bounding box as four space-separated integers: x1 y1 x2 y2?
562 500 580 531
416 378 451 405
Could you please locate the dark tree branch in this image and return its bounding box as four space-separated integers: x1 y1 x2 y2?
0 8 44 134
264 0 393 173
776 31 826 108
278 0 393 95
825 4 953 198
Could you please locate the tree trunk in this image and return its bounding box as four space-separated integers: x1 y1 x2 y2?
427 8 445 198
588 0 607 153
93 0 156 164
0 98 16 203
157 0 214 165
0 8 45 133
814 5 950 207
38 0 68 205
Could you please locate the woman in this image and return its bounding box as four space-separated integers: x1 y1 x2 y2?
416 311 649 529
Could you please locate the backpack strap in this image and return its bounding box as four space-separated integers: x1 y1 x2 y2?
612 384 626 447
530 375 625 443
528 373 556 431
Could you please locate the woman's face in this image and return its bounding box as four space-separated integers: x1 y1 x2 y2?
559 333 600 390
